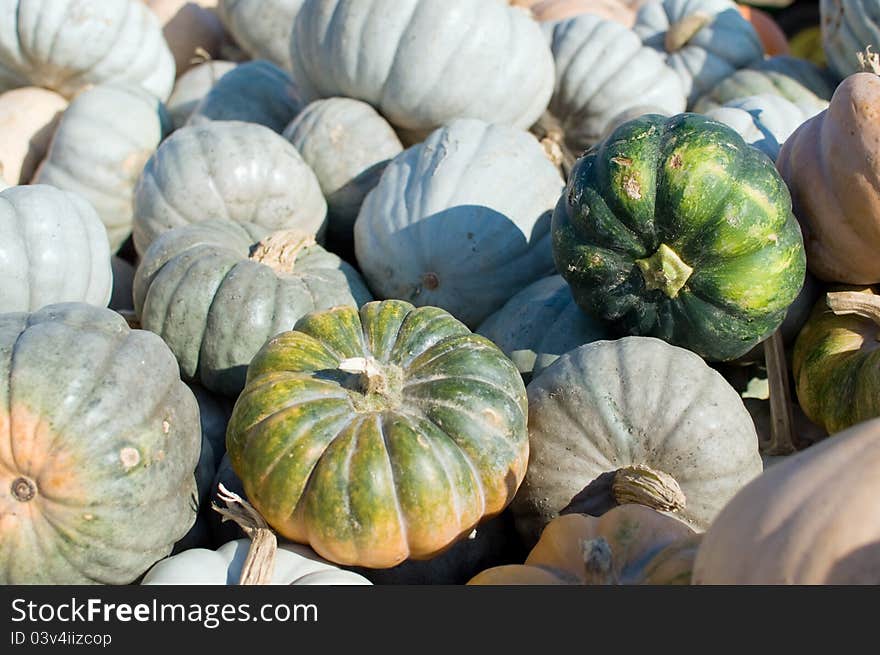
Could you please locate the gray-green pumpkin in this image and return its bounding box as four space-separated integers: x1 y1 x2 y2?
0 0 175 101
166 60 238 130
218 0 305 72
821 0 880 80
32 83 171 252
0 302 201 584
132 120 327 256
133 220 372 397
187 60 305 133
477 275 609 383
283 97 403 251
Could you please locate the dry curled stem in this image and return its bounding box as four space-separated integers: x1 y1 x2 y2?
212 484 277 585
761 329 796 456
826 290 880 327
857 46 880 75
249 229 317 274
612 464 686 512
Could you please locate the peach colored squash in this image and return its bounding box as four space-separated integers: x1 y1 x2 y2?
0 87 67 185
512 0 636 26
144 1 226 76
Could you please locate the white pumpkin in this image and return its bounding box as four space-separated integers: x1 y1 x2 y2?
0 87 68 185
218 0 304 72
0 185 112 313
132 120 327 255
283 97 403 251
634 0 764 105
142 539 372 585
0 0 175 100
291 0 554 132
546 14 686 152
166 60 238 129
354 119 564 328
32 84 171 253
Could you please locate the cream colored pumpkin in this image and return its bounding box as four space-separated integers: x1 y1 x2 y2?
0 87 67 185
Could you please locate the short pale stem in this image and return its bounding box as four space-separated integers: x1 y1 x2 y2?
338 357 389 396
530 111 577 180
212 484 277 585
249 229 317 274
612 464 687 512
857 46 880 75
761 328 797 456
665 13 711 52
581 537 616 585
826 291 880 332
635 243 693 298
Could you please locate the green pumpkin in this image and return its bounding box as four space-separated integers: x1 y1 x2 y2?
792 288 880 435
226 299 529 568
552 112 806 361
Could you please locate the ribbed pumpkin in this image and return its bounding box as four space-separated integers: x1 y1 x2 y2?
545 14 686 152
355 119 563 328
511 337 763 547
186 60 305 133
469 505 699 585
291 0 554 133
133 220 371 397
634 0 765 105
226 299 530 568
0 0 175 100
32 83 171 252
552 112 807 362
477 275 609 382
0 87 67 185
792 289 880 435
132 120 327 256
166 60 237 129
218 0 304 72
776 62 880 284
693 417 880 584
820 0 880 80
283 97 403 252
144 0 226 77
0 185 112 313
0 303 202 584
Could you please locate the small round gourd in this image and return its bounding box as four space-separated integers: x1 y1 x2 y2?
0 87 68 184
132 120 327 256
511 336 763 546
477 275 609 382
355 119 563 328
0 0 175 101
634 0 765 105
545 14 686 152
166 60 238 129
0 302 202 584
218 0 304 72
0 185 112 313
469 505 700 585
291 0 554 133
693 417 880 584
133 220 371 397
552 112 807 361
32 83 171 252
283 97 403 250
186 60 305 133
226 299 530 568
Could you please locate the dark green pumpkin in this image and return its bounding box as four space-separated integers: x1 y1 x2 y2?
792 288 880 435
552 112 806 361
226 300 529 568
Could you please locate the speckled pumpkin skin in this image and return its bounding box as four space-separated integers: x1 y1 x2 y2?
226 300 529 568
552 112 806 361
0 303 201 584
792 288 880 435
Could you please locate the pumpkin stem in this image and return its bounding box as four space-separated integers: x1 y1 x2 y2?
531 111 577 180
856 46 880 75
249 229 317 274
612 464 687 512
581 537 616 585
635 243 693 298
190 46 213 66
826 290 880 331
760 328 797 455
664 12 712 52
212 484 277 585
338 356 390 396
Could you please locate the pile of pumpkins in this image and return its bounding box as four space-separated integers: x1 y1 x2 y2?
1 0 879 587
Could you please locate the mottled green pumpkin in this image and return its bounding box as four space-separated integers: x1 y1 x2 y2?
792 288 880 435
226 300 529 568
552 112 806 361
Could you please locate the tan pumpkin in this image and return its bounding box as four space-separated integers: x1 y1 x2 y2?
512 0 636 26
468 505 699 585
693 417 880 584
776 53 880 284
0 87 67 184
143 1 226 77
